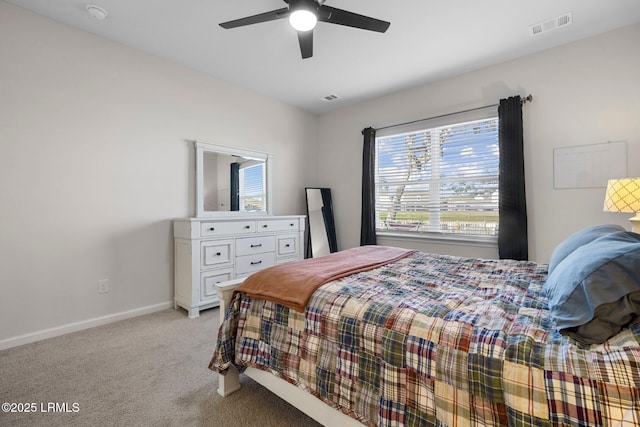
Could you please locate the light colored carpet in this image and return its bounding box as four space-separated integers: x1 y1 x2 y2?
0 308 322 427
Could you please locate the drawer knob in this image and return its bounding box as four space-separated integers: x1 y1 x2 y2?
216 252 221 256
285 244 291 248
250 260 263 265
290 223 294 226
262 224 268 228
244 225 251 229
209 227 215 231
250 244 262 248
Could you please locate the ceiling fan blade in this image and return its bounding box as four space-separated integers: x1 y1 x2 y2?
318 5 390 33
219 7 289 29
297 30 313 59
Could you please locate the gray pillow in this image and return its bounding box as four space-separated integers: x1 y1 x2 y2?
544 231 640 344
548 224 625 274
561 291 640 344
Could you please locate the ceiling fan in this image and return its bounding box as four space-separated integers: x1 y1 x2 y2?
219 0 390 59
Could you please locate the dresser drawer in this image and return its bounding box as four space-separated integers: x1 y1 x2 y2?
201 240 233 269
201 221 255 237
236 253 276 276
257 219 300 233
201 269 233 300
276 235 298 257
236 235 275 256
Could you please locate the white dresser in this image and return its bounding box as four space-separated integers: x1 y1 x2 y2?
173 215 305 318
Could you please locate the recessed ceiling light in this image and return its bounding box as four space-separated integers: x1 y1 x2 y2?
86 5 108 20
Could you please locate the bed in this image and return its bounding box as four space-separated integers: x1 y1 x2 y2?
210 233 640 426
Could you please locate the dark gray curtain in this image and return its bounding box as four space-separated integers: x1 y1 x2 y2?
230 162 240 211
498 96 528 260
360 127 377 246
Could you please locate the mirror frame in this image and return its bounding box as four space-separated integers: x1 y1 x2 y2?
195 141 272 217
305 187 338 258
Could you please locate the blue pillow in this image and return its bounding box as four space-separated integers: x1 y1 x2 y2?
548 224 625 274
544 231 640 344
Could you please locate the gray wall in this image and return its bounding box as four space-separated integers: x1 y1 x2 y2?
2 0 639 346
0 2 318 344
317 23 640 262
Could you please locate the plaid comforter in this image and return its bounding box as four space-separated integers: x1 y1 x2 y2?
211 251 640 426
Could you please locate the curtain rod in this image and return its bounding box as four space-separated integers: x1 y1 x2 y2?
372 94 533 132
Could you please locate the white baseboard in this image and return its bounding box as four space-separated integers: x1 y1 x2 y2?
0 301 174 351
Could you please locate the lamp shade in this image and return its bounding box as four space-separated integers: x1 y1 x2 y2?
603 178 640 213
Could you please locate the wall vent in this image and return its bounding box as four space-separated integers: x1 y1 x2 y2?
321 94 339 102
529 12 572 36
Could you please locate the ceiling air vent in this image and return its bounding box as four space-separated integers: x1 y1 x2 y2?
529 12 572 36
321 94 339 102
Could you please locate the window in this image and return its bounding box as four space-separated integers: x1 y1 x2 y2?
239 161 266 211
375 107 499 240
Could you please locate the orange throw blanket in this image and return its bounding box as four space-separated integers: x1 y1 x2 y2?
236 245 415 312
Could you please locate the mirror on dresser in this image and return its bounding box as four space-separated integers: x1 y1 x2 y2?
195 141 272 217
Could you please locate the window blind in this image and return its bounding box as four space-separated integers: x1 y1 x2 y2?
239 162 266 211
375 107 499 239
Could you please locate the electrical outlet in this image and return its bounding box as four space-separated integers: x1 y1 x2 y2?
98 279 110 294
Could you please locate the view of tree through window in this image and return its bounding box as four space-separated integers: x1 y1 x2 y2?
239 162 265 211
375 116 499 238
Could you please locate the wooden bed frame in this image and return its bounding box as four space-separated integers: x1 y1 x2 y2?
215 280 363 427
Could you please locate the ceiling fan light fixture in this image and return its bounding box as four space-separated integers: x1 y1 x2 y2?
289 9 317 32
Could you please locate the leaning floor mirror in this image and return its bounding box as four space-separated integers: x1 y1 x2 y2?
305 187 337 258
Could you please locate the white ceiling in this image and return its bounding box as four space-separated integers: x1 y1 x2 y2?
6 0 640 114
